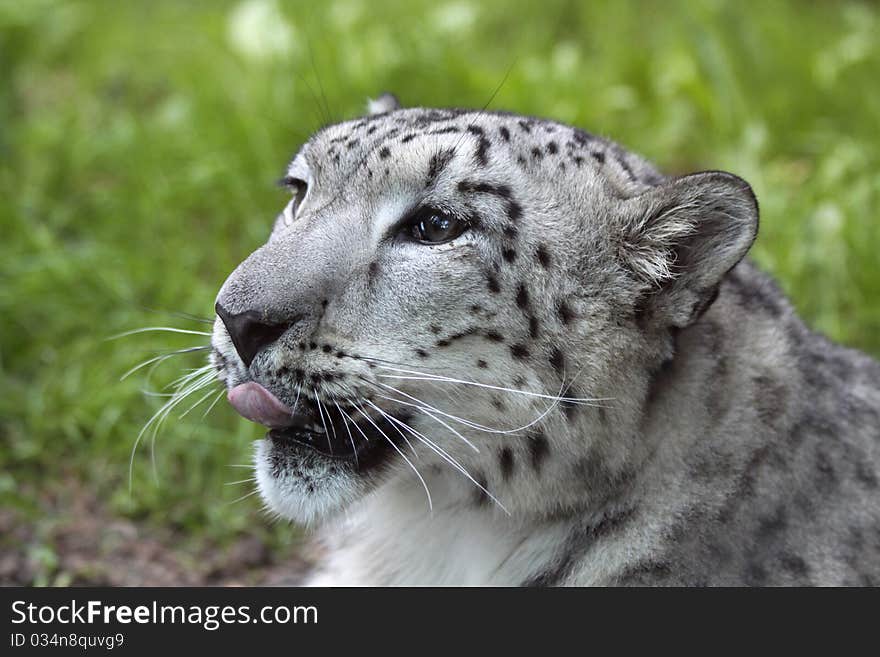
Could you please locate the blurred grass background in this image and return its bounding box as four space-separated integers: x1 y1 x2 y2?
1 0 878 584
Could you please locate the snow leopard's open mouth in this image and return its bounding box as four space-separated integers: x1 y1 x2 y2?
228 381 406 465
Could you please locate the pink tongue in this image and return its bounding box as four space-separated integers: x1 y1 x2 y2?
227 382 295 428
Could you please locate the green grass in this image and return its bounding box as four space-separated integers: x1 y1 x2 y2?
2 0 879 582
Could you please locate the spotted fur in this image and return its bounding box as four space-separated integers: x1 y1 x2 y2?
211 96 880 586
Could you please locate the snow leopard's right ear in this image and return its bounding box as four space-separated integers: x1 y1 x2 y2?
617 171 759 328
366 92 401 115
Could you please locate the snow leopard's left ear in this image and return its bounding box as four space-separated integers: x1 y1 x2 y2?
618 171 759 328
366 92 401 115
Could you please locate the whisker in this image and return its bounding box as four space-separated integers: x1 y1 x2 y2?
129 368 216 491
139 307 215 325
383 412 508 515
333 399 359 469
336 404 370 444
109 326 213 340
362 398 418 457
313 389 333 455
201 389 226 419
178 386 221 419
291 384 303 416
365 378 489 442
371 384 479 452
351 400 432 512
120 346 210 382
224 478 257 486
374 367 613 405
373 379 564 437
150 371 216 480
227 488 260 506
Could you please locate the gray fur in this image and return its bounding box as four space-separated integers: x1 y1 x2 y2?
211 102 880 586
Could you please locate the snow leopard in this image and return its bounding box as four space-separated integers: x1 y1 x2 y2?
210 93 880 586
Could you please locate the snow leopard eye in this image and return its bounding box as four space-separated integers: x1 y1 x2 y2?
405 207 469 244
279 176 308 225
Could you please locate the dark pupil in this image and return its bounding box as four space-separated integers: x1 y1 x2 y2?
420 214 454 241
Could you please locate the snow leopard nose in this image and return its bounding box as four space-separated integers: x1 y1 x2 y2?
215 302 296 368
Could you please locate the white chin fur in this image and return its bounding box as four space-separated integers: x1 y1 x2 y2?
253 439 365 526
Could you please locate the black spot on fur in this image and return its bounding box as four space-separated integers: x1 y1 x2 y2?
557 300 574 324
528 315 540 339
502 247 517 263
513 375 526 389
779 552 811 580
753 374 788 427
473 472 490 506
535 244 551 268
815 448 838 494
499 126 510 141
467 125 491 166
485 330 504 343
517 120 532 133
515 284 529 309
643 355 675 416
426 147 456 188
457 179 512 199
855 460 878 489
572 128 593 145
615 153 637 181
591 151 605 164
527 430 549 472
531 146 543 159
549 347 565 377
450 328 477 341
436 339 450 347
499 448 515 481
322 344 332 353
486 273 501 293
401 133 417 143
757 506 789 539
560 386 579 420
506 200 523 222
547 141 558 154
477 359 488 369
743 560 769 586
523 507 634 586
510 343 530 360
379 146 391 159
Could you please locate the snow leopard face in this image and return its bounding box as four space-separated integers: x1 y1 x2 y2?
211 95 757 525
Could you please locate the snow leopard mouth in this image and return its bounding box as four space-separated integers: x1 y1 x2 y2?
228 381 406 465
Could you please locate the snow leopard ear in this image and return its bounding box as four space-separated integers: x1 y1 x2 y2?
366 92 402 115
618 171 759 328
